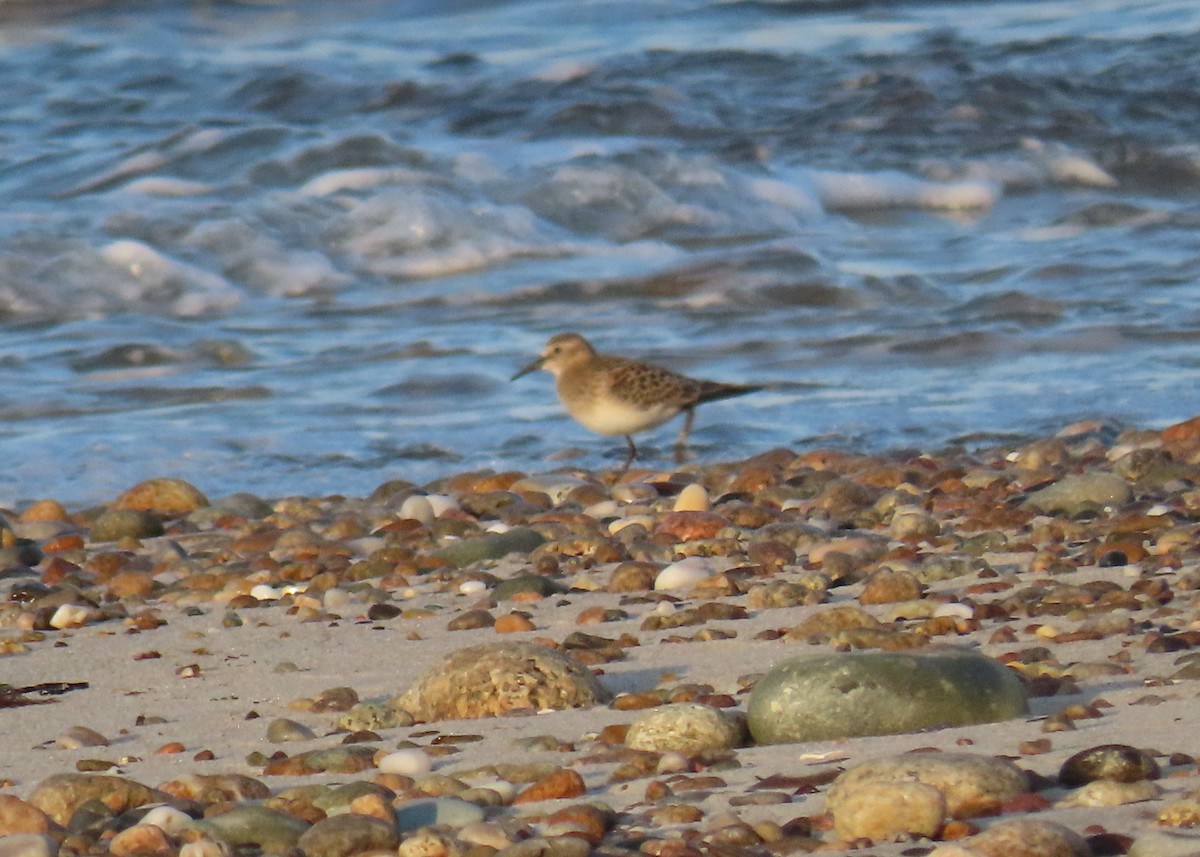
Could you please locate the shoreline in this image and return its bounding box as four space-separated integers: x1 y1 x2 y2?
3 415 1200 856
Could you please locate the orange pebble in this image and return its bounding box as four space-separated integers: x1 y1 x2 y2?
513 768 586 804
494 613 536 633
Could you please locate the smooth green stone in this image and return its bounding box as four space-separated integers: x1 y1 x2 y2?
433 527 545 568
312 781 394 814
297 814 398 857
493 574 565 600
196 805 309 850
89 509 163 541
747 649 1028 744
265 718 316 743
205 492 274 520
1023 472 1132 515
285 746 376 774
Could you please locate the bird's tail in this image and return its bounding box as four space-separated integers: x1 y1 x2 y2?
695 381 763 405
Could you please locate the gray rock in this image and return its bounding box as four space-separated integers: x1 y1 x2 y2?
265 718 317 743
312 782 395 815
296 813 397 857
913 553 985 584
496 838 591 857
196 805 309 850
746 648 1027 744
210 493 274 519
335 702 414 732
433 528 545 568
89 510 163 542
1023 472 1132 515
0 542 43 568
0 834 58 857
395 797 486 832
493 574 566 601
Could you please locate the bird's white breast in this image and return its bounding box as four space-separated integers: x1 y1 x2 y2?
564 396 680 436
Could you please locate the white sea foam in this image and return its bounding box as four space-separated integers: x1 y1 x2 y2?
100 240 241 316
811 169 999 212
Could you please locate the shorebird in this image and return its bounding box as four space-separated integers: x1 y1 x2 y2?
511 332 760 468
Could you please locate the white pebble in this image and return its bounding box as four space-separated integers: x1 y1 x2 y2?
654 557 713 591
378 748 433 776
425 494 458 517
609 515 654 535
485 522 511 534
180 840 233 857
56 725 109 749
322 589 351 609
292 594 322 612
250 584 283 602
584 500 621 519
49 604 90 630
673 483 711 513
140 806 196 836
932 602 974 620
457 822 514 850
471 780 516 802
458 579 487 596
399 495 435 524
656 751 690 774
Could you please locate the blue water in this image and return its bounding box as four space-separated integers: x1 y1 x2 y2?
2 0 1199 506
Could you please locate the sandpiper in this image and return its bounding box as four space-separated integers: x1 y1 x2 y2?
511 332 760 468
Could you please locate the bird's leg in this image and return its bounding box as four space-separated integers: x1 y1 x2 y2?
619 435 638 472
674 408 696 464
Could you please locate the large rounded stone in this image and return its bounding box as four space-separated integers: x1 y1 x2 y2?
1058 743 1160 786
27 774 171 827
1022 472 1132 515
829 779 946 842
112 478 209 517
0 796 56 836
296 814 398 857
432 528 545 569
624 703 745 755
89 509 164 542
747 649 1027 744
952 819 1090 857
196 805 309 851
826 752 1029 823
395 641 611 722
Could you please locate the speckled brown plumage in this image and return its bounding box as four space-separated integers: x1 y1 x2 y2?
512 332 760 469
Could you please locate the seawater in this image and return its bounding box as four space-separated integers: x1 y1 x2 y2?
2 0 1199 506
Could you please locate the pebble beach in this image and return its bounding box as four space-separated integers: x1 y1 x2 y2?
4 416 1200 857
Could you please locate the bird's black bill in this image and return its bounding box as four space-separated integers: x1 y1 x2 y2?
510 356 545 380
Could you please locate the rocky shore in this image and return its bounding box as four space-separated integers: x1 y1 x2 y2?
4 416 1200 857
